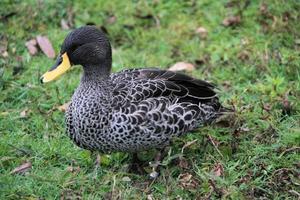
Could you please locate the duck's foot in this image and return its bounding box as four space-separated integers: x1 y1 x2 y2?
128 153 147 175
149 148 166 179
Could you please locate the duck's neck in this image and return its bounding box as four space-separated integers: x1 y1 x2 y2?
81 63 111 83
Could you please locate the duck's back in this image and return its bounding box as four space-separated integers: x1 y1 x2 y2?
66 68 223 153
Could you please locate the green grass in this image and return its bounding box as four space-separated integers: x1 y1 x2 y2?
0 0 299 199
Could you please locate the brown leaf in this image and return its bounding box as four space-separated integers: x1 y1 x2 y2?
178 157 190 169
20 108 29 118
282 97 292 116
178 173 199 190
262 102 272 112
212 163 224 177
36 35 55 58
237 50 250 61
66 166 80 173
169 62 195 72
60 19 70 30
222 81 231 90
207 179 225 198
195 27 208 39
259 3 268 15
57 102 70 112
60 188 82 200
10 162 32 174
103 191 121 200
25 39 38 56
237 170 253 185
222 16 241 27
106 15 117 24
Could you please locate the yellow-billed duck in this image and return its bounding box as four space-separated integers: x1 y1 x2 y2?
41 26 229 176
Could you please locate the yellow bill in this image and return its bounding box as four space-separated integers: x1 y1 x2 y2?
40 52 71 83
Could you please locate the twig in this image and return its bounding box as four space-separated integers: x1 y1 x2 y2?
280 147 300 157
288 190 300 198
181 139 198 154
207 135 223 158
8 143 31 156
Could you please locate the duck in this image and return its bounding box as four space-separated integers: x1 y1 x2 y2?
41 26 228 175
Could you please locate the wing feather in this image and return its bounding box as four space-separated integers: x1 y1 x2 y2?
110 68 220 110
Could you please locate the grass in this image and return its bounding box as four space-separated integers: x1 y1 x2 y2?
0 0 299 199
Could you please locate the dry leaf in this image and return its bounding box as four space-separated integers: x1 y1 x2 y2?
20 108 29 118
122 176 131 182
36 35 55 58
57 102 70 112
106 15 117 24
176 196 183 200
147 194 154 200
10 162 32 174
282 97 292 116
195 27 208 39
103 191 120 200
25 39 38 56
66 166 80 173
262 103 272 112
169 62 195 72
260 3 268 15
60 19 70 30
60 188 82 200
178 157 190 169
212 163 224 177
237 50 250 61
2 51 8 57
222 81 231 90
178 173 199 189
241 37 250 46
222 16 241 27
295 39 300 45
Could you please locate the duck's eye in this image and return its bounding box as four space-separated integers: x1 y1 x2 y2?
70 44 83 52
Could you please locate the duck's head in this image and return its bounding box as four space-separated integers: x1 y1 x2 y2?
41 26 112 83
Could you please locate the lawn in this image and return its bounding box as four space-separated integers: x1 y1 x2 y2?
0 0 299 199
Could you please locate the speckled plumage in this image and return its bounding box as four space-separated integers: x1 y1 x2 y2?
52 26 226 154
66 67 223 153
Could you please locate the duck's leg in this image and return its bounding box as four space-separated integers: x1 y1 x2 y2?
128 153 146 175
91 151 101 178
149 147 167 179
95 153 101 169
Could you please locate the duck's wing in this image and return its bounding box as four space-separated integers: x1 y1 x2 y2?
110 68 219 108
107 68 222 151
